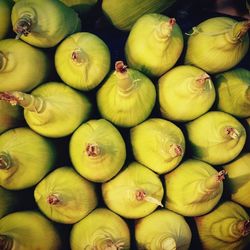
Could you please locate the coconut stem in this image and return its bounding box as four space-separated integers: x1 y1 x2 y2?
0 152 12 170
169 144 183 158
0 91 46 113
86 143 102 157
71 48 88 65
0 235 13 250
115 61 135 95
203 170 227 192
135 190 163 207
223 127 240 139
47 194 61 205
0 51 7 72
13 15 32 40
229 20 250 42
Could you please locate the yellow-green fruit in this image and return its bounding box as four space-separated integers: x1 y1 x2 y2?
0 187 17 219
0 211 62 250
70 208 130 250
102 161 164 219
69 119 126 182
0 0 13 39
11 0 81 48
0 39 49 92
186 111 246 165
214 68 250 118
0 82 92 138
195 201 250 250
223 153 250 208
164 159 225 216
130 118 185 174
0 127 56 190
102 0 176 31
34 166 98 224
60 0 97 14
0 100 23 134
125 13 183 77
55 32 111 91
135 209 192 250
159 65 215 122
184 17 250 74
25 82 92 138
97 61 156 127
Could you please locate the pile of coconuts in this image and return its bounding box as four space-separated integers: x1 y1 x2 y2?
0 0 250 249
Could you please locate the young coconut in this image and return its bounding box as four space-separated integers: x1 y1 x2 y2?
125 13 183 77
135 209 192 250
130 118 185 174
158 65 216 122
34 166 98 224
164 159 226 217
70 208 130 250
186 111 246 165
223 153 250 208
0 187 18 219
0 211 62 250
102 0 176 31
60 0 97 14
0 39 49 92
0 82 92 138
102 161 164 219
0 0 13 39
0 100 23 134
195 201 250 250
97 61 156 128
69 119 126 183
55 32 111 91
214 67 250 118
184 17 250 74
0 127 56 190
11 0 81 48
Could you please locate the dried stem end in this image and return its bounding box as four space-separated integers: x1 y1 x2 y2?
0 152 12 170
0 92 20 106
228 20 250 43
0 91 45 113
201 170 227 194
156 18 176 40
92 231 126 250
235 20 250 40
103 239 125 250
114 61 137 96
47 194 61 205
161 237 176 250
238 220 250 237
85 143 102 157
169 144 183 158
115 61 127 74
216 170 227 182
135 190 163 207
0 235 13 250
224 127 240 139
71 48 88 65
0 51 7 72
14 15 32 40
195 73 210 88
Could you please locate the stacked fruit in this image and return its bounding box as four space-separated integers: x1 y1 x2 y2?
0 0 250 249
